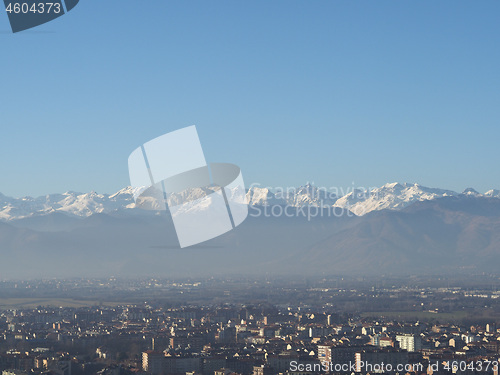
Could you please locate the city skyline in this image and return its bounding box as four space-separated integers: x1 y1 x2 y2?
0 276 500 375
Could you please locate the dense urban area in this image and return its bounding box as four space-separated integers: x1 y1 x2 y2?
1 276 500 375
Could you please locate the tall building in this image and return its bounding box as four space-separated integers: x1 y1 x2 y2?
396 334 422 352
370 334 381 346
317 345 332 364
318 345 364 367
331 346 364 366
355 349 409 373
142 351 165 374
327 315 333 326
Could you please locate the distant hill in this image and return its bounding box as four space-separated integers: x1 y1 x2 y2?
277 196 500 275
1 185 500 279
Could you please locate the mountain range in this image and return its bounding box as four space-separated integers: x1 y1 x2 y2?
1 182 499 222
1 183 500 279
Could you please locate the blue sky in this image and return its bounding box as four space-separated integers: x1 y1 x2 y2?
1 0 499 197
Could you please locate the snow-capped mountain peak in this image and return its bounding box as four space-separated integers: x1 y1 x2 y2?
485 189 500 198
286 183 337 207
245 187 286 206
462 187 482 196
1 182 499 221
333 182 458 216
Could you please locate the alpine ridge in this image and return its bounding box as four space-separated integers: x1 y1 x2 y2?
1 183 499 221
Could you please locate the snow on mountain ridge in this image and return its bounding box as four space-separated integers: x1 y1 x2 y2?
0 190 135 221
333 182 459 216
485 189 500 198
462 187 482 196
245 187 286 206
0 183 498 221
285 183 338 207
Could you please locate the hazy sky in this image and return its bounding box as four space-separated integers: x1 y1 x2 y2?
1 0 499 197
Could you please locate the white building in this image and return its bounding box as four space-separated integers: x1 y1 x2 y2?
396 334 422 352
